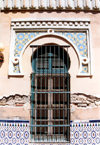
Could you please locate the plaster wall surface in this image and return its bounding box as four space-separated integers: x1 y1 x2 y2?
0 11 100 120
0 12 100 96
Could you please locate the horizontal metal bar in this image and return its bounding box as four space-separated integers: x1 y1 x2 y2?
34 119 67 121
30 108 70 110
31 91 70 94
30 45 70 48
30 124 70 127
31 73 70 76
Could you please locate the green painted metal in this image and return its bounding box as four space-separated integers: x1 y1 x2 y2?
31 45 70 142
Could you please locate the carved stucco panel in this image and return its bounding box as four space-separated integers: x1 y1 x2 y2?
9 19 91 77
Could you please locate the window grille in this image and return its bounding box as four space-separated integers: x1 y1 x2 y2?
30 45 70 142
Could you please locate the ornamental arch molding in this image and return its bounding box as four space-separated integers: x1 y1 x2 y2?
9 19 91 77
22 34 80 75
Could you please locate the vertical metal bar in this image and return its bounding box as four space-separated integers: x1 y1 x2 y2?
30 47 32 140
36 47 38 140
35 74 37 138
42 46 44 141
68 73 70 142
44 45 46 140
58 46 60 138
48 46 50 138
66 46 68 141
51 46 53 140
49 45 52 140
63 46 65 139
50 45 51 140
40 46 42 141
51 90 53 141
35 46 39 141
30 47 34 140
31 73 35 139
46 46 48 139
54 45 56 141
67 47 70 142
48 46 52 140
36 46 40 141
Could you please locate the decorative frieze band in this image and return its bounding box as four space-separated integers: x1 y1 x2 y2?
0 0 100 11
11 19 90 29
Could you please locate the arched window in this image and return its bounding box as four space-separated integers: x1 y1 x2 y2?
30 45 70 142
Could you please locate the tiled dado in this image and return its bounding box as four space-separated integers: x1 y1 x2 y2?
0 120 100 145
0 120 29 145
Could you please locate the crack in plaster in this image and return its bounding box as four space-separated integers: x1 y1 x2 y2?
71 93 100 107
0 94 29 106
0 93 100 107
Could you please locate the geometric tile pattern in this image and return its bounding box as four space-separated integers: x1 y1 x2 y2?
81 64 88 73
13 64 20 73
57 32 88 57
70 121 100 145
0 120 29 145
15 32 88 57
0 120 100 145
14 31 88 73
14 32 42 57
58 32 88 74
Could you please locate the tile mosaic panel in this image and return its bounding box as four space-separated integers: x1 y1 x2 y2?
0 120 29 145
0 120 100 145
57 32 88 57
57 32 88 74
14 32 42 57
15 31 88 57
14 31 88 74
13 64 20 73
70 121 100 145
81 64 88 73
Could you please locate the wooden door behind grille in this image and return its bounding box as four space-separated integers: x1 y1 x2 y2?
31 45 70 142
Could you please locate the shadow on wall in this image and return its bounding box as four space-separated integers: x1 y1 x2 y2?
0 53 4 67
